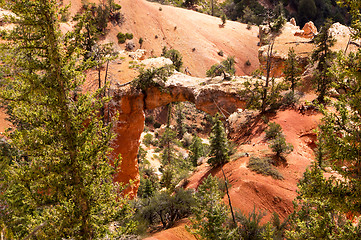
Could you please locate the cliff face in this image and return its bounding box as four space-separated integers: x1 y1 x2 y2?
110 73 248 196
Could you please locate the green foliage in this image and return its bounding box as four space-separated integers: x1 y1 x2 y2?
265 122 282 140
298 0 317 25
247 157 284 180
161 47 183 71
135 189 195 229
221 13 227 26
286 164 360 239
0 1 135 238
208 114 230 168
189 175 286 239
270 14 286 33
174 103 186 139
143 133 154 147
131 65 173 91
284 47 302 93
189 134 204 167
139 37 144 48
312 19 336 103
188 175 235 239
206 56 236 78
125 32 134 40
117 32 126 43
270 135 294 159
235 208 267 240
240 70 287 112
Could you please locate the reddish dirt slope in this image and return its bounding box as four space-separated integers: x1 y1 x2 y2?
188 109 322 221
146 109 322 239
65 0 260 77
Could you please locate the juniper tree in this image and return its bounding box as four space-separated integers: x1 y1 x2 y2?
0 1 134 239
208 114 229 167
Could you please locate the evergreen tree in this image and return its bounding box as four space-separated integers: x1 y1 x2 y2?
208 114 229 167
189 134 204 167
283 47 302 93
287 2 361 237
0 1 134 238
174 103 186 140
188 175 235 240
312 19 336 103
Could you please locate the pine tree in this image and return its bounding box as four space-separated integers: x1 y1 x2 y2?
189 134 204 167
0 1 134 238
175 103 186 140
283 47 301 93
188 175 234 240
287 3 361 237
312 19 336 103
208 114 229 168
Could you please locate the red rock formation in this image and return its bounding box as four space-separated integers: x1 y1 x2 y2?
110 74 248 196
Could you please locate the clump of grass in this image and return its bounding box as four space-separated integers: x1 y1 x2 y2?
247 157 284 180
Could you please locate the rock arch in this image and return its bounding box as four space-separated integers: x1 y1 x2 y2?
108 72 247 196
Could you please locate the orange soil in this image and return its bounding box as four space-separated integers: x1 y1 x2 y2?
144 219 197 240
65 0 260 78
146 108 322 239
191 108 322 220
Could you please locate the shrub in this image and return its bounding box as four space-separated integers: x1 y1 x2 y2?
145 115 154 125
143 133 153 147
117 32 126 43
161 48 183 71
154 122 162 129
265 122 282 140
125 32 133 40
131 65 173 91
245 60 251 66
218 50 224 56
281 91 299 108
113 3 122 10
135 189 195 229
221 14 226 26
247 157 284 180
270 135 293 159
206 56 235 78
139 37 144 48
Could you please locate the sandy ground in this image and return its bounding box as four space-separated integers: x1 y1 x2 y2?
65 0 260 78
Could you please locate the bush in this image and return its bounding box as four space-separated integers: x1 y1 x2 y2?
145 115 154 125
245 60 251 66
125 32 133 40
270 135 293 159
139 37 144 47
143 133 153 147
154 122 162 129
265 122 282 140
206 56 235 78
221 14 226 26
281 91 299 108
135 189 195 229
247 157 284 180
131 65 173 91
162 48 183 71
113 3 122 11
117 32 126 43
